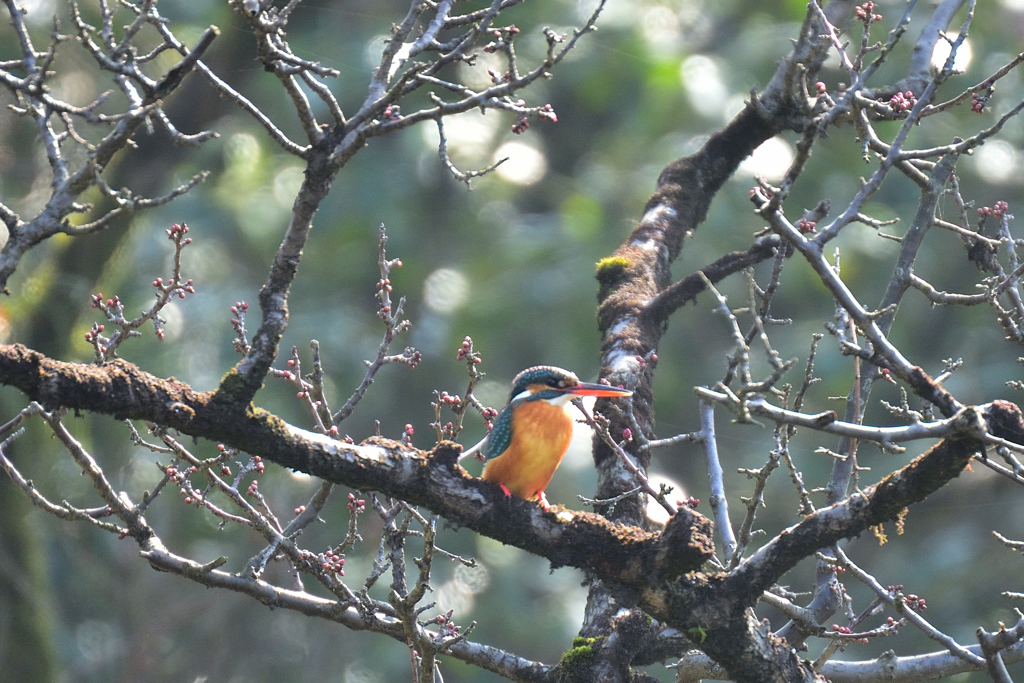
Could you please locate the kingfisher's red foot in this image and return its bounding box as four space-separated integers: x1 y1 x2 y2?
537 492 551 511
499 484 512 498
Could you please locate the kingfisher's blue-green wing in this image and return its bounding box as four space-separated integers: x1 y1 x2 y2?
484 404 514 460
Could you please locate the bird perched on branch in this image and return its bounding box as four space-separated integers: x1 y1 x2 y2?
480 366 632 510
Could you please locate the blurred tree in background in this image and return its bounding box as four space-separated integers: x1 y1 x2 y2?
3 0 1024 681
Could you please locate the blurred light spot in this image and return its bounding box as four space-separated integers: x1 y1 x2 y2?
363 35 389 68
53 71 96 107
642 6 682 50
474 380 508 410
19 0 55 21
737 137 794 182
423 110 500 163
580 0 634 25
224 132 262 173
494 141 547 185
457 50 507 90
178 238 232 284
184 340 222 391
1000 0 1024 10
681 55 728 119
238 196 285 240
823 46 843 71
563 395 601 471
423 268 468 313
678 3 711 40
220 133 265 203
75 619 124 666
345 662 383 683
158 301 183 342
272 166 304 208
931 38 972 74
646 473 688 526
433 578 475 616
476 536 518 567
18 261 55 308
454 562 490 594
971 140 1018 184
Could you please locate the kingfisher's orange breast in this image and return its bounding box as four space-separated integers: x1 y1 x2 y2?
481 400 575 501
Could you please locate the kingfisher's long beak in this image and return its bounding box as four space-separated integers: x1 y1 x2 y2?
564 382 632 398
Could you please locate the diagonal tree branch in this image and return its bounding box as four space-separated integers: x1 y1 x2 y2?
0 342 715 586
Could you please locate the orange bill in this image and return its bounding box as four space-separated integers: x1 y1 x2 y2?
565 382 632 397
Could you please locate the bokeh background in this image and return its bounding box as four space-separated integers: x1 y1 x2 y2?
2 0 1024 680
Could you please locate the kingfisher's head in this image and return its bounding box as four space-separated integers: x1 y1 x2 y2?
507 366 633 407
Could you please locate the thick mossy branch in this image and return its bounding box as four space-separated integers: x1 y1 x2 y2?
0 342 713 585
589 104 785 526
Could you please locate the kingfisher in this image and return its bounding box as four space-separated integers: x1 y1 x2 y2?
479 366 632 510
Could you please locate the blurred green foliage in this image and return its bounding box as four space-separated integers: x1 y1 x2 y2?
2 0 1024 681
